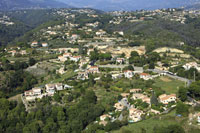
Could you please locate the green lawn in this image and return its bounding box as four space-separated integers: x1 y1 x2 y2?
38 70 76 86
53 70 77 83
153 76 185 94
112 110 184 133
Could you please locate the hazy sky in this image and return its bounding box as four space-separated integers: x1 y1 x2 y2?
58 0 195 11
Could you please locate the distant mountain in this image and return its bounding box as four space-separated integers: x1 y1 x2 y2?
185 3 200 10
0 0 71 11
58 0 200 11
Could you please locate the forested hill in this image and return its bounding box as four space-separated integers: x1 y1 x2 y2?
1 8 200 49
104 18 200 48
0 9 64 46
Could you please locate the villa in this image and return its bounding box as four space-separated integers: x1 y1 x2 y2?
158 94 176 105
129 108 144 122
139 73 152 80
88 66 99 74
124 70 134 78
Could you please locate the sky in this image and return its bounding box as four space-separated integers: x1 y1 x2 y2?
58 0 198 11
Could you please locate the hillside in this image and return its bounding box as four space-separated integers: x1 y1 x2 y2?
0 0 70 11
0 9 64 46
105 19 200 48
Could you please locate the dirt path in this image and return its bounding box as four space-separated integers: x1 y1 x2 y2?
8 94 22 103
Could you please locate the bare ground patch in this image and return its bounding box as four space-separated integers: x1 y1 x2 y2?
160 76 172 82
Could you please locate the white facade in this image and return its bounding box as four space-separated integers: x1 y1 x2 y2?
70 56 81 62
139 73 152 80
158 94 176 105
55 83 63 91
42 43 48 47
45 84 55 96
129 108 143 122
88 66 99 74
124 70 134 78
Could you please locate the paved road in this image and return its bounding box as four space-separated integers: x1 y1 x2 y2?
99 64 129 69
99 64 143 72
147 69 193 87
162 106 176 114
187 96 200 106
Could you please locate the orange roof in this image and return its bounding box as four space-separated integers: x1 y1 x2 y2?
25 90 33 93
63 53 71 55
73 56 81 58
124 70 133 72
140 73 150 76
159 94 176 101
90 66 98 68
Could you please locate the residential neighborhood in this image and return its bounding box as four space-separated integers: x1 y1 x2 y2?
2 6 200 133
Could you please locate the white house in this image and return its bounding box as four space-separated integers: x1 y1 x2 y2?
32 87 42 96
124 70 134 78
58 56 67 62
24 87 43 101
112 73 123 79
150 109 161 115
114 102 125 111
183 62 200 71
116 58 124 64
130 89 142 93
71 34 79 40
45 84 56 96
20 50 27 55
77 71 89 80
42 43 48 47
63 53 72 58
129 108 144 122
31 41 38 47
158 94 176 105
100 114 111 121
196 113 200 123
9 50 17 56
87 48 94 55
70 56 81 62
96 29 106 36
56 67 67 75
25 90 34 97
55 83 63 91
88 66 99 74
79 60 88 68
132 93 150 104
139 73 152 80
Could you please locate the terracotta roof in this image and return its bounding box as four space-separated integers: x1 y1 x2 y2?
140 73 150 76
90 66 98 68
124 70 133 72
73 56 81 58
159 94 176 101
63 53 71 55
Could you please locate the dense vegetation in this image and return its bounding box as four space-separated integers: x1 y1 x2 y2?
0 90 104 132
0 57 38 97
